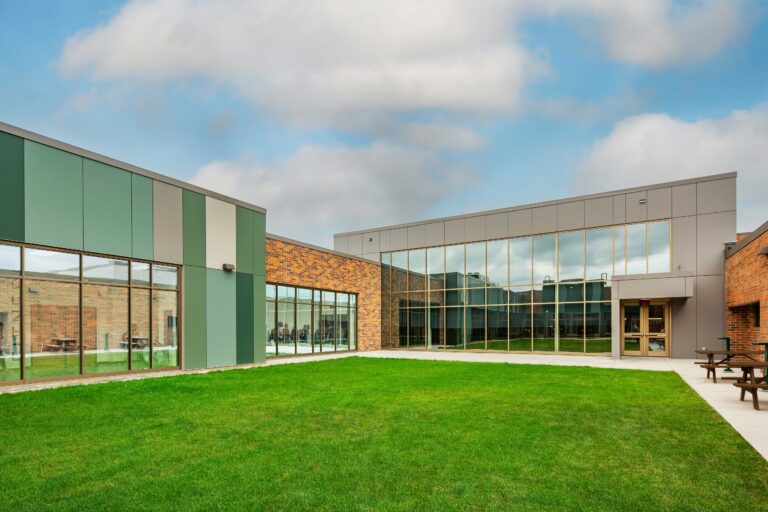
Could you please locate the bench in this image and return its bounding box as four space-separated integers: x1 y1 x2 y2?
734 381 768 410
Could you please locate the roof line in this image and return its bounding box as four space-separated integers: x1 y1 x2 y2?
333 171 737 237
266 232 380 265
726 218 768 259
0 121 266 214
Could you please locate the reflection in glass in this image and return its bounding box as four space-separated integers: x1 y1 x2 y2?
25 249 79 280
465 242 486 288
509 305 532 351
278 301 296 355
465 306 485 349
349 308 357 351
446 289 465 306
131 288 151 370
586 228 612 281
445 307 464 348
408 307 426 349
626 223 647 274
487 305 507 350
558 283 584 302
558 303 583 353
24 280 80 379
83 256 128 284
428 306 443 348
409 290 426 308
321 303 336 352
337 305 350 351
486 287 507 305
152 290 178 368
533 282 556 303
427 247 445 290
624 337 641 352
508 286 532 304
296 302 312 354
131 261 150 286
558 231 584 281
0 278 21 381
152 265 178 289
278 286 295 302
585 282 611 301
391 251 408 297
266 301 277 356
613 226 625 276
466 288 485 305
510 237 532 284
648 221 671 273
445 245 464 289
533 304 556 352
586 302 611 353
486 240 508 287
408 249 426 291
624 304 641 333
533 234 556 284
0 244 20 276
83 285 128 374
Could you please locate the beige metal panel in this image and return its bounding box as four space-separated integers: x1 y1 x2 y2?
379 230 392 252
584 197 613 228
346 233 363 255
361 252 379 262
672 184 696 217
508 209 532 237
531 205 557 234
425 222 445 246
611 294 621 359
464 216 486 242
445 218 465 244
557 201 585 231
696 274 725 345
671 293 698 357
205 196 237 269
485 212 507 240
152 180 183 264
697 177 736 214
647 187 672 220
625 191 647 223
390 228 408 251
407 224 427 248
696 211 736 275
613 195 626 224
672 216 697 273
333 236 348 253
615 276 690 299
362 232 380 254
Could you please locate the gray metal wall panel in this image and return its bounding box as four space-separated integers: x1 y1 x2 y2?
407 224 426 248
347 234 363 255
584 197 613 228
696 274 725 346
390 228 408 250
464 216 486 242
613 195 626 224
557 201 584 231
647 187 671 220
625 191 647 223
696 211 736 275
697 178 736 214
531 205 557 234
672 216 697 273
485 213 507 240
362 252 379 262
425 222 445 246
671 294 697 358
445 219 465 244
508 209 532 237
205 196 237 270
379 230 392 252
362 232 380 254
334 236 349 253
672 184 696 217
152 180 183 264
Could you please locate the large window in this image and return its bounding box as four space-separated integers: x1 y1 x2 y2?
265 284 358 357
0 242 180 383
380 220 670 354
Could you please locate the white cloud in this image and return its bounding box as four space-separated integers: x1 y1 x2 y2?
190 142 470 246
573 105 768 232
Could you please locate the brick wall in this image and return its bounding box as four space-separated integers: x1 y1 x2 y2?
725 227 768 358
266 237 381 351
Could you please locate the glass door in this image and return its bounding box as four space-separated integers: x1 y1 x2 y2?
621 300 670 356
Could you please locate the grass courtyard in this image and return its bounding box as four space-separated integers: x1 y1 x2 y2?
1 357 767 511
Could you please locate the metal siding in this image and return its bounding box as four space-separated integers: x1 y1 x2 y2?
697 178 736 214
464 216 486 242
444 219 465 244
254 212 266 276
347 234 363 255
672 215 697 273
584 197 613 228
485 213 507 239
696 274 725 346
671 294 697 358
206 268 237 368
0 132 24 242
647 187 672 220
696 211 736 275
531 205 557 234
253 274 266 362
424 222 445 246
131 174 153 260
236 207 255 274
153 181 184 264
362 231 380 254
625 191 648 223
182 189 206 267
557 201 584 231
83 159 132 256
407 224 426 248
390 228 408 250
24 140 84 250
379 230 392 252
508 209 532 237
183 265 207 369
612 195 626 224
672 184 696 217
236 272 255 364
205 196 237 270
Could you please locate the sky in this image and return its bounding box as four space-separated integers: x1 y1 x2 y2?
1 0 767 247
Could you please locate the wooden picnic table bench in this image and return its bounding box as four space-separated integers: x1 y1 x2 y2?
693 349 764 383
730 361 768 410
44 337 79 352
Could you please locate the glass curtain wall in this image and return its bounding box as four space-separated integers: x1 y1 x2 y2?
265 284 358 357
381 220 670 354
0 243 180 383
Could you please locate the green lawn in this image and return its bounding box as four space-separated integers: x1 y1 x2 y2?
1 357 766 511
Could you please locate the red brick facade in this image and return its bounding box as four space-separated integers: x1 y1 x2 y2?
266 237 381 352
725 224 768 358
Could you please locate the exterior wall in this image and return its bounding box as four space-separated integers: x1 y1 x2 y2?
266 236 381 352
725 222 768 359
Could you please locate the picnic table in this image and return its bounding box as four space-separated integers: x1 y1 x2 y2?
120 336 149 349
730 362 768 410
693 349 764 383
44 337 79 352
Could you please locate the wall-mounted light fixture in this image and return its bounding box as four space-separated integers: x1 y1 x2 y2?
759 247 768 257
638 198 647 205
222 263 236 272
368 237 373 242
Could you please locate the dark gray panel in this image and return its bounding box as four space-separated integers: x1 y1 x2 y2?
445 219 465 244
672 184 696 217
508 209 532 237
152 180 183 264
557 201 584 231
697 178 736 214
625 191 647 223
531 205 557 234
647 187 671 220
584 197 613 228
464 216 486 242
672 216 696 273
696 211 735 275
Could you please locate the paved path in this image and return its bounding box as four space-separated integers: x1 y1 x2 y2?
1 349 765 460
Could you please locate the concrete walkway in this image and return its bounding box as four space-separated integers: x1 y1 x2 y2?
1 349 765 460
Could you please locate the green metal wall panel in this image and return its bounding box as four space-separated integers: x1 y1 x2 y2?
183 265 207 369
253 274 266 363
236 272 255 364
131 174 153 260
83 159 132 256
0 132 25 242
206 269 237 368
254 212 266 276
24 141 83 250
236 207 255 274
183 189 206 267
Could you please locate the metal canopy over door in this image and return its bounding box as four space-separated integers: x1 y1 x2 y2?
621 300 670 357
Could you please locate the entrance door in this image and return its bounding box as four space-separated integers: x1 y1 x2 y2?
621 301 670 357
